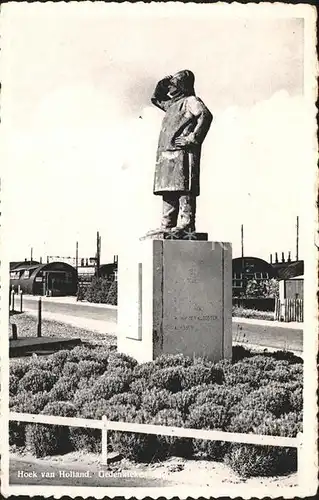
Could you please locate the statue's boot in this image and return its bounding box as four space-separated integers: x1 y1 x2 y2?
170 224 195 235
144 227 172 237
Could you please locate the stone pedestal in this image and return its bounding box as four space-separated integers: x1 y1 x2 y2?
117 239 232 363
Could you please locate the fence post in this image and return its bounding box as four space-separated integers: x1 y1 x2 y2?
10 290 15 312
101 415 108 465
11 324 18 340
37 298 42 337
20 290 23 313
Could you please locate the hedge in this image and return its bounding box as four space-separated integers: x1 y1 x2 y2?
9 348 303 477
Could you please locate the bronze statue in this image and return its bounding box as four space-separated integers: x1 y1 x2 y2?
151 70 212 235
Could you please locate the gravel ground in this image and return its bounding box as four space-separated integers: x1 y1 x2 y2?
9 451 298 490
9 312 117 348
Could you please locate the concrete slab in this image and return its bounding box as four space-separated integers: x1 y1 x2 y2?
9 336 81 357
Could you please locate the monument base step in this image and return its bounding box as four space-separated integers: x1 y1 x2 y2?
140 229 208 241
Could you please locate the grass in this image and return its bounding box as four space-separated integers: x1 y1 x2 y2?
232 306 274 321
9 312 117 348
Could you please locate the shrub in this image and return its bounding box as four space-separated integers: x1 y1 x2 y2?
26 402 77 457
48 375 79 402
107 352 138 371
240 355 277 372
9 374 19 397
289 363 303 380
224 443 297 477
271 350 303 364
9 422 26 448
69 399 119 453
223 362 264 388
32 357 56 373
130 378 151 395
232 306 274 322
150 366 184 393
19 369 58 394
77 376 96 390
108 392 141 408
181 363 224 389
10 360 29 379
73 388 96 409
233 383 291 417
231 346 253 363
10 391 50 414
26 424 61 458
62 362 79 378
152 409 193 458
83 277 117 305
50 350 70 370
77 360 105 379
78 398 110 419
42 401 77 417
69 427 102 454
154 353 193 369
187 403 230 460
133 362 157 380
265 366 292 384
290 387 303 413
187 402 229 431
255 412 302 438
92 368 133 400
195 383 251 410
227 409 274 434
110 409 157 462
169 385 210 416
244 278 279 299
67 345 97 362
141 388 172 415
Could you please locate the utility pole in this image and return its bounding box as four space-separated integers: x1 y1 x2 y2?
30 247 33 263
241 224 244 258
96 231 101 278
296 216 299 261
75 241 79 273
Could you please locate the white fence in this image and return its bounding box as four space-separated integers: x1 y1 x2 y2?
10 411 302 473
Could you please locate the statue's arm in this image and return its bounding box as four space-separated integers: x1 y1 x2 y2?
175 98 213 147
151 77 172 112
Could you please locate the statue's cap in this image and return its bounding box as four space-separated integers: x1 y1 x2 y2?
171 70 195 95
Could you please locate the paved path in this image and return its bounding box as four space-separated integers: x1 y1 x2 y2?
21 295 303 353
232 320 302 353
22 296 117 333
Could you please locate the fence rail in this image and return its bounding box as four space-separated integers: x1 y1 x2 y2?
274 298 304 322
10 411 301 467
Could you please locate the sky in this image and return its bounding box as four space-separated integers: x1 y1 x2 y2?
1 2 317 264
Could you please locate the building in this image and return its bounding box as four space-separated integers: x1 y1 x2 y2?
279 275 304 302
271 259 304 280
10 260 40 270
232 256 277 297
10 261 77 296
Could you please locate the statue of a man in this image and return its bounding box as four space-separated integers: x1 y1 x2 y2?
151 70 212 234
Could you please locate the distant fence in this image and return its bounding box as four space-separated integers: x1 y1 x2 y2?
274 298 304 322
10 411 302 472
233 298 276 311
